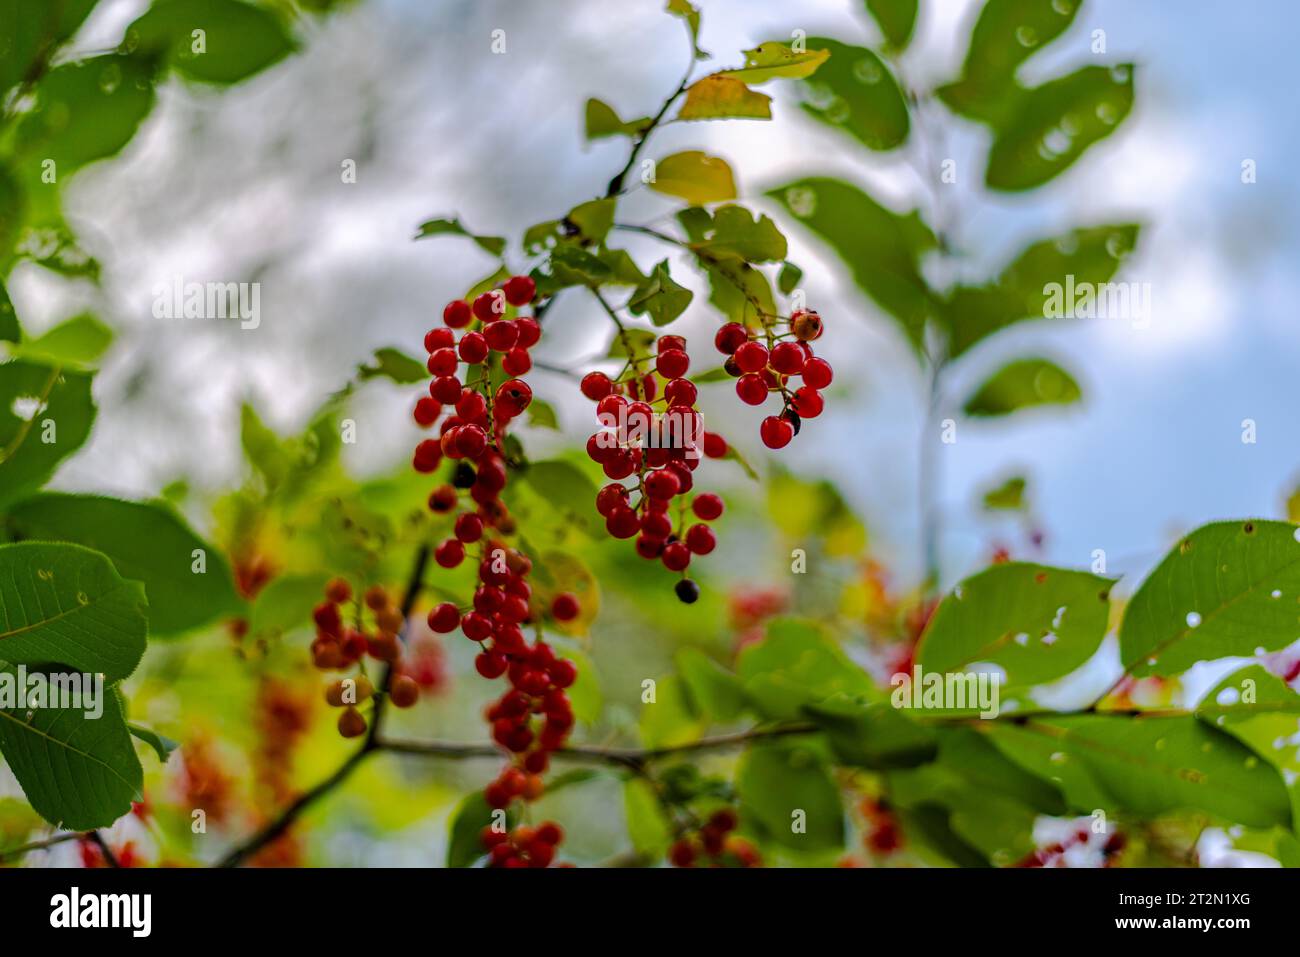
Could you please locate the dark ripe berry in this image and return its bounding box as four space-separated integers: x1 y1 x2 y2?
338 707 367 738
655 348 690 379
702 431 727 458
714 322 748 355
313 601 341 635
495 378 532 415
503 275 536 306
456 390 487 421
769 341 806 375
709 808 739 832
586 433 611 464
484 319 519 352
474 457 504 490
427 347 458 376
551 593 580 621
325 577 352 604
455 512 485 543
434 538 466 568
664 378 697 407
536 821 564 845
760 415 794 449
456 423 488 458
596 483 629 516
581 372 613 401
792 386 824 418
685 523 716 555
425 327 455 353
413 439 442 473
606 508 640 539
475 651 508 678
641 510 673 539
458 331 488 364
802 356 833 389
443 299 472 328
595 393 626 421
723 356 742 377
515 316 541 348
733 340 769 373
502 346 532 376
783 409 802 436
674 579 700 605
666 461 693 494
692 492 724 521
635 534 664 559
791 309 823 341
603 450 636 480
657 334 687 354
390 674 420 708
644 468 681 501
452 462 477 488
413 397 441 427
473 586 503 614
736 373 768 406
473 290 505 322
669 839 696 868
427 602 460 633
432 375 463 404
461 611 494 641
662 541 691 572
484 781 511 809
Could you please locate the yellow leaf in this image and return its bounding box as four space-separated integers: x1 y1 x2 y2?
649 150 737 204
719 42 831 84
678 75 772 120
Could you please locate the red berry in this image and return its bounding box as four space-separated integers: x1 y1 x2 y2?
456 423 488 458
596 483 629 516
551 593 580 621
515 317 541 348
714 323 748 355
770 341 806 375
443 300 472 328
702 432 727 458
484 319 519 352
425 327 455 353
640 510 673 539
427 602 460 633
669 840 696 867
791 309 823 341
736 374 768 405
456 390 487 421
595 393 626 421
461 611 494 641
413 439 442 473
657 335 687 354
733 341 769 373
606 508 640 539
428 485 457 512
427 347 458 376
502 346 532 376
413 397 441 427
455 512 485 543
432 375 463 404
685 524 716 555
692 493 724 521
458 331 488 364
644 468 681 501
662 541 691 571
664 378 697 407
792 386 824 418
655 349 690 379
549 659 577 688
760 415 794 449
503 275 536 306
581 372 613 400
802 357 833 389
473 291 504 322
435 538 466 568
495 379 532 416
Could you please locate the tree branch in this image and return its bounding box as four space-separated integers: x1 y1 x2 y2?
0 830 82 864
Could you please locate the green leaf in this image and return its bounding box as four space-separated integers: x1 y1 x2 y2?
246 572 329 639
554 643 601 724
5 493 242 636
640 675 705 748
13 54 156 181
0 280 19 344
565 198 615 246
1119 520 1300 677
649 151 737 205
526 398 559 430
865 0 918 50
985 65 1135 192
0 678 142 830
446 791 515 867
691 205 787 263
0 360 96 510
584 98 651 139
414 217 505 256
0 0 99 94
677 647 748 722
738 618 876 721
127 0 295 85
777 261 802 295
981 474 1026 511
937 0 1082 124
737 740 844 851
0 542 148 681
1018 714 1292 829
804 696 937 769
11 313 112 369
768 177 935 350
916 562 1114 694
719 42 831 84
520 460 599 535
128 722 178 763
798 38 909 151
665 0 706 59
624 777 672 858
627 259 693 327
678 75 771 121
963 357 1081 417
357 347 427 384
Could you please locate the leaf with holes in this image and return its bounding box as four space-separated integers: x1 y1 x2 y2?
916 562 1114 694
718 42 831 84
1120 520 1300 677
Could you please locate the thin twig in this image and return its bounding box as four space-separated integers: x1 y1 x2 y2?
0 830 81 864
88 830 121 868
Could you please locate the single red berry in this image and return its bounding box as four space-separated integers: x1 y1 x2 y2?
434 538 466 568
657 335 687 354
456 423 488 458
413 439 442 472
551 593 580 621
692 492 724 520
733 341 769 373
662 541 691 571
427 602 460 633
792 386 824 418
456 390 487 421
443 299 472 328
644 468 682 501
515 316 541 348
685 523 716 555
760 415 794 449
669 839 696 867
606 508 640 539
483 319 519 352
502 346 532 376
495 379 532 416
426 347 458 376
390 674 420 708
503 275 536 306
425 327 455 353
664 378 697 407
432 375 463 404
455 512 485 543
702 432 727 458
461 611 494 641
791 309 823 341
714 322 748 355
802 357 833 389
770 341 806 375
581 372 613 401
596 483 629 516
736 374 768 405
413 397 441 427
595 393 626 421
428 485 457 512
655 348 690 379
549 658 577 688
640 511 673 539
603 450 636 480
473 290 504 322
458 331 488 364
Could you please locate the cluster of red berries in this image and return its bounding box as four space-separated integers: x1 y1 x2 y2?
580 334 727 604
1015 828 1126 868
667 808 760 867
714 308 833 449
416 274 579 867
310 577 420 738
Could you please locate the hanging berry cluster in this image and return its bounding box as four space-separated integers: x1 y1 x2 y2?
579 334 727 604
667 808 760 868
714 308 833 450
310 577 420 739
415 274 573 867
